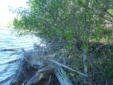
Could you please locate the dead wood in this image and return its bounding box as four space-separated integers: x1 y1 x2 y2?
9 44 87 85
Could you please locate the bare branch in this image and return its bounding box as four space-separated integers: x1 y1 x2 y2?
49 59 88 77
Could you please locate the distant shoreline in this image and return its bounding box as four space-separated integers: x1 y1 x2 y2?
0 21 13 28
0 26 14 28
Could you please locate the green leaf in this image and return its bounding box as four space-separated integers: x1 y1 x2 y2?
81 44 88 50
78 0 86 7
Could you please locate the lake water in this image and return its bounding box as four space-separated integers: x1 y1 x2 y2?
0 27 41 85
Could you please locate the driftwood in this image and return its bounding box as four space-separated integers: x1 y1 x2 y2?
1 44 87 85
26 66 53 85
0 48 19 51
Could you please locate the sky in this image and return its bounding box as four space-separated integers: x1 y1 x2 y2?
0 0 28 22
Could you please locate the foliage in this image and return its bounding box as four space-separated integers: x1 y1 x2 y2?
13 0 113 84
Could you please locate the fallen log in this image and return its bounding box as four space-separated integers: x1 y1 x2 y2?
26 66 53 85
9 44 87 85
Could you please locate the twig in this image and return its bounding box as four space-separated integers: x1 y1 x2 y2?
49 59 88 77
82 49 88 84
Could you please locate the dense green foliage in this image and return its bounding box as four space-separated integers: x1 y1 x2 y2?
14 0 113 84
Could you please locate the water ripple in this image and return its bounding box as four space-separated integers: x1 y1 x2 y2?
0 27 40 85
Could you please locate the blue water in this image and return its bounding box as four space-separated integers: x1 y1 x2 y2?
0 27 41 85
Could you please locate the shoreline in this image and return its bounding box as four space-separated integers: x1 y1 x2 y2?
0 26 14 28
